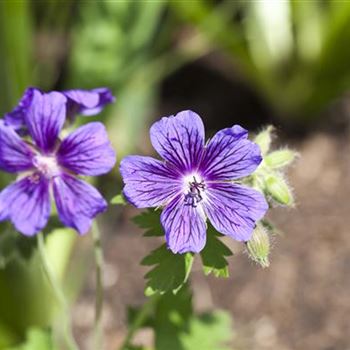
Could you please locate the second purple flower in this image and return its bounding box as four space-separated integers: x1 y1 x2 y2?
4 87 115 131
0 89 116 236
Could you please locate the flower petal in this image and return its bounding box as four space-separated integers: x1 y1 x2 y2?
0 175 50 236
120 155 181 208
4 87 36 130
201 125 262 180
64 88 115 117
161 194 207 253
150 110 205 172
53 174 107 235
0 121 34 172
57 122 116 176
204 183 268 241
25 90 67 153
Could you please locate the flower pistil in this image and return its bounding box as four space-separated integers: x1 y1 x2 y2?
184 174 206 208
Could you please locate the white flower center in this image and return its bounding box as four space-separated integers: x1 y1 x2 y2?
33 154 60 178
183 173 206 208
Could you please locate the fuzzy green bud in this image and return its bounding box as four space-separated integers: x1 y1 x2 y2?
254 126 274 155
265 149 296 169
246 223 270 268
265 174 294 206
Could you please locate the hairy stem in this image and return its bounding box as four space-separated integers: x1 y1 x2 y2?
92 220 104 349
37 232 78 350
120 294 160 350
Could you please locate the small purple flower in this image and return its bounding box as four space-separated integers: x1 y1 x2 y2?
3 87 35 131
4 87 115 131
64 87 115 119
0 89 116 236
120 110 268 254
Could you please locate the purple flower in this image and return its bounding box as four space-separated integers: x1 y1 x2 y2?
64 87 115 119
0 89 116 236
4 87 115 131
120 110 268 254
3 87 35 131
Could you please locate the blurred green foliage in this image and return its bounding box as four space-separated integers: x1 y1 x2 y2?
1 0 350 138
0 1 33 112
5 328 56 350
0 227 76 348
126 286 233 350
171 0 350 124
68 0 209 156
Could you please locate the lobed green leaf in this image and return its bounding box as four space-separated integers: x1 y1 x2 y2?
181 311 233 350
133 210 163 237
141 245 194 296
200 225 233 278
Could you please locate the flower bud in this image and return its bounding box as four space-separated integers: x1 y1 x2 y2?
246 223 270 268
265 149 296 169
265 174 294 206
254 126 274 155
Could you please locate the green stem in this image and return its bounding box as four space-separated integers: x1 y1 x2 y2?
120 294 160 350
92 220 104 349
37 232 78 350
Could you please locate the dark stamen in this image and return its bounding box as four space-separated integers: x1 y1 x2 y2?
184 175 205 207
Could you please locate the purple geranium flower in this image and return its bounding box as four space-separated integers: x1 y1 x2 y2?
120 110 268 254
4 87 115 131
64 87 115 118
0 89 116 236
3 87 35 130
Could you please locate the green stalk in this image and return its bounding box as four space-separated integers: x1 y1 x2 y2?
37 232 78 350
119 294 160 350
91 220 104 349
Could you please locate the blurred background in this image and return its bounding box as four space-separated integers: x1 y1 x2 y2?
0 0 349 349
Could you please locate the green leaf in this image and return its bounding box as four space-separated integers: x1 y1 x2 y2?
154 287 233 350
181 311 232 350
0 228 17 269
15 234 37 261
154 286 193 350
6 327 55 350
123 346 147 350
133 210 163 237
200 226 233 278
110 193 127 205
141 245 194 295
0 228 37 269
0 320 18 348
125 286 234 350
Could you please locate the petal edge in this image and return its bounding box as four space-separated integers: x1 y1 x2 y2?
201 125 262 180
161 195 207 254
120 155 181 208
57 122 116 176
204 183 268 241
25 90 67 152
53 174 107 235
150 110 205 172
0 175 50 236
